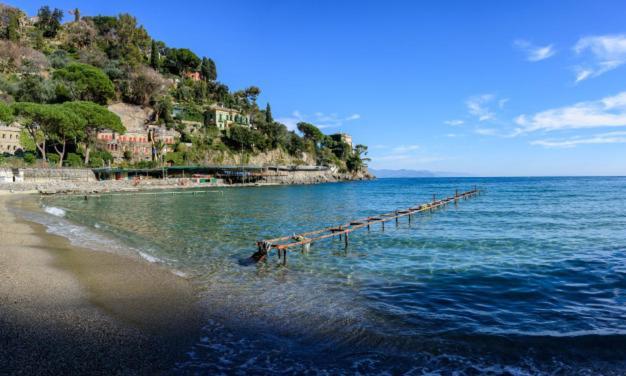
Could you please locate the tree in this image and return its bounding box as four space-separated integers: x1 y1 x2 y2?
53 63 115 104
286 131 305 156
61 101 124 165
70 8 80 22
48 105 86 166
115 13 150 66
265 103 273 123
346 144 370 172
15 74 55 103
0 101 12 123
121 66 166 105
297 122 324 144
226 125 267 152
12 102 86 164
154 95 173 124
36 6 63 38
6 11 18 42
153 139 166 163
62 20 97 51
150 39 160 69
19 130 36 153
207 58 217 81
163 48 200 75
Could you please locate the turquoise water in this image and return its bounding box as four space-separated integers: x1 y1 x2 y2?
40 178 626 374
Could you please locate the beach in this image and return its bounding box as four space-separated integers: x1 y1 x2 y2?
0 193 202 375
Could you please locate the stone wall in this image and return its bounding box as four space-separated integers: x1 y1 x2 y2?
20 168 97 183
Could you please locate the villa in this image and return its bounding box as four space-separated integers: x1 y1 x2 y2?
206 104 252 130
97 126 178 161
0 123 22 154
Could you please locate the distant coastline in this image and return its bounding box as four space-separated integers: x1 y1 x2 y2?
369 168 473 178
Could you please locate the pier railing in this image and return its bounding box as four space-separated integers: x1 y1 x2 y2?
251 188 481 264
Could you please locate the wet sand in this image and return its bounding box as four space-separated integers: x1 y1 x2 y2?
0 193 202 375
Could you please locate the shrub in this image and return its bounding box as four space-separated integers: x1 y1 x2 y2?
89 156 104 167
47 154 60 165
23 153 36 164
65 152 83 167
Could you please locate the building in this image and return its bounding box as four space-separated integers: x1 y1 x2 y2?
205 104 252 130
0 123 22 154
330 133 353 148
184 71 202 81
98 103 179 162
97 125 179 162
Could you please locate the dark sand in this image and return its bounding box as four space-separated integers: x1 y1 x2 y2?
0 194 202 375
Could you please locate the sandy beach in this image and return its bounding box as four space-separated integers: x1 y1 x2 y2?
0 193 202 375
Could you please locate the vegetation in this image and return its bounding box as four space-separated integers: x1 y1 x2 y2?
0 4 368 172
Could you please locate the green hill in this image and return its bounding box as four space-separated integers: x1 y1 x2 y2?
0 3 368 172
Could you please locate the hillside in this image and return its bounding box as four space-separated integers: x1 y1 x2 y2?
0 3 369 173
369 169 473 178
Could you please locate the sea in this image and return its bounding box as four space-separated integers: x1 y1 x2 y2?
24 177 626 375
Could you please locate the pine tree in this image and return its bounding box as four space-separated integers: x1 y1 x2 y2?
200 57 210 82
150 40 160 69
71 8 80 22
265 103 273 123
207 58 217 81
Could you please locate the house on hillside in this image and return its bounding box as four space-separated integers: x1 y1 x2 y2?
97 126 179 162
184 71 202 81
0 123 23 154
97 103 179 162
205 104 251 130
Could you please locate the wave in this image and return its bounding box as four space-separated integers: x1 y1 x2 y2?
43 206 66 217
139 251 162 264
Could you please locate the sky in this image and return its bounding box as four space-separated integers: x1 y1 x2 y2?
9 0 626 176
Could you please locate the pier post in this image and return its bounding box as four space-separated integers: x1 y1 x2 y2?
344 232 349 248
395 211 399 227
382 221 385 231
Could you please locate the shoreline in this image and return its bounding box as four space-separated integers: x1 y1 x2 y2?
0 193 203 374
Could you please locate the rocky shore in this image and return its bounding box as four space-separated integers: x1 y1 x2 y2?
0 168 374 195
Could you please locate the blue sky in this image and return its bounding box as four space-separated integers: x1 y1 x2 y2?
10 0 626 176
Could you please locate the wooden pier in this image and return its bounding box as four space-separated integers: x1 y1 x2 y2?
251 188 481 264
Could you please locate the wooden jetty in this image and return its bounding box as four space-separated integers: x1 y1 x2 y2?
251 188 481 264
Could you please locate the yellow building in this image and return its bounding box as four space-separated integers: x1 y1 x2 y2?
0 124 22 154
206 104 251 130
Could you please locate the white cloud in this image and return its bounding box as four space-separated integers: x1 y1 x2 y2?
573 34 626 82
531 131 626 148
444 119 464 126
515 91 626 133
276 111 361 131
475 128 498 136
514 39 556 62
498 98 510 109
466 94 496 121
276 110 303 131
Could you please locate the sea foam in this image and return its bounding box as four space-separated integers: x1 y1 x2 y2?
43 206 66 217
